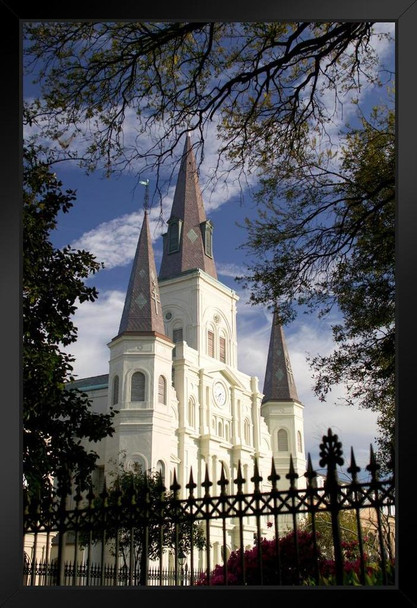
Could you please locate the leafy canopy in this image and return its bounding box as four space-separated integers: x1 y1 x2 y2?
24 22 386 186
86 463 206 580
242 103 395 468
23 143 116 497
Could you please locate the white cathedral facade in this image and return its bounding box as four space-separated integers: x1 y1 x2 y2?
73 136 306 563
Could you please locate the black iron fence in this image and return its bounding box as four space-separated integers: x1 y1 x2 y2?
22 561 202 586
23 429 395 587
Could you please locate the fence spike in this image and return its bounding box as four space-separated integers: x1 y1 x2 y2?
99 478 109 507
268 458 280 491
251 458 262 491
218 463 229 496
73 487 83 506
304 453 317 488
186 468 197 498
366 444 380 481
170 469 181 497
347 447 361 482
86 482 96 506
201 463 212 497
286 454 299 489
234 461 245 494
112 476 122 506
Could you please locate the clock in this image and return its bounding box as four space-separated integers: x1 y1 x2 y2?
213 381 227 406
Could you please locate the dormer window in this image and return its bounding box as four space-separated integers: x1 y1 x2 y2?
201 220 213 258
167 217 183 253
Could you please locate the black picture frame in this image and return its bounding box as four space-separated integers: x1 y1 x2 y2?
2 1 415 606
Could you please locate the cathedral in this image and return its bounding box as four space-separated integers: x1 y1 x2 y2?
72 135 306 562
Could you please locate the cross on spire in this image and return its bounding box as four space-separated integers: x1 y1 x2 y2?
151 273 160 314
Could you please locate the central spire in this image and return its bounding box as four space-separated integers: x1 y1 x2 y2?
158 135 217 281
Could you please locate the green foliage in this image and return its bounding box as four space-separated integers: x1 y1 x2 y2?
23 22 386 182
243 104 395 470
23 143 116 498
86 464 206 575
301 511 380 562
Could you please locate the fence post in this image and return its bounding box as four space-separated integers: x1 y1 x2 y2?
367 445 389 584
319 428 344 585
56 492 68 586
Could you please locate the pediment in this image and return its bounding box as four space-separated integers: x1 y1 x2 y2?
208 365 251 391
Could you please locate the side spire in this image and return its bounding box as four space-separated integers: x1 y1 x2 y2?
158 135 217 280
117 209 166 336
262 310 300 403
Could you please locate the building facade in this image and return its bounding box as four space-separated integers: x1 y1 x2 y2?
73 136 307 563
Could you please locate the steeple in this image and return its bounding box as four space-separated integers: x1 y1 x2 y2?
117 210 166 336
262 311 300 403
158 135 217 281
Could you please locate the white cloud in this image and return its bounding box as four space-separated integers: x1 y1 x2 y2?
71 208 168 270
217 262 246 279
65 290 124 379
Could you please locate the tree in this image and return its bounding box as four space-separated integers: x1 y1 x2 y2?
87 463 206 584
242 104 395 469
23 22 389 185
23 143 116 498
301 510 380 562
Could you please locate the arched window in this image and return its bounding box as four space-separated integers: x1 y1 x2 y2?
131 371 145 401
244 419 251 445
112 375 119 405
278 429 289 452
158 375 167 404
126 455 147 473
297 431 303 453
225 422 230 442
208 330 215 357
156 460 166 482
188 397 195 427
219 336 226 363
132 455 146 473
218 420 223 437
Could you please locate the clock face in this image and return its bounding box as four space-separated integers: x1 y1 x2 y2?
214 381 227 406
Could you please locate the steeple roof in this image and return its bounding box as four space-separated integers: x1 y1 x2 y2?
158 135 217 281
262 311 300 403
117 210 166 336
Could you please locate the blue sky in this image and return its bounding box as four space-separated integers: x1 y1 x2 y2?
24 22 395 478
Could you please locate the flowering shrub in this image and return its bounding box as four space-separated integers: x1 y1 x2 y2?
197 530 321 586
318 539 395 586
196 533 395 586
